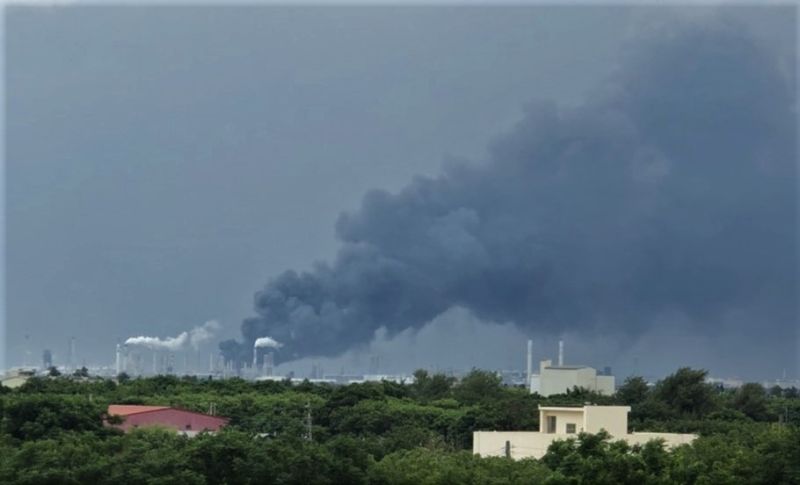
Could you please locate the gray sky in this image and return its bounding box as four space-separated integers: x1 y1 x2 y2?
3 5 797 380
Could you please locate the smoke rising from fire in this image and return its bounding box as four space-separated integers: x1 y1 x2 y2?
221 19 796 366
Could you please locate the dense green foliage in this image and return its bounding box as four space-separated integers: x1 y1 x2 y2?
0 367 797 484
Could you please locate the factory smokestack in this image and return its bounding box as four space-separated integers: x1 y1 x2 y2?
526 340 533 386
68 337 76 372
253 336 282 370
264 352 274 377
115 344 122 375
558 340 564 367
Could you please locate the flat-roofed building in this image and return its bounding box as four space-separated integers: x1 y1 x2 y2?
1 369 36 389
530 360 615 396
474 405 696 460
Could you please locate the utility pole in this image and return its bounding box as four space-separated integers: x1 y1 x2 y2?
305 401 313 442
24 334 31 368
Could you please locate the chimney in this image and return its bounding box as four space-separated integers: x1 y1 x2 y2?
115 344 122 375
67 337 76 371
558 340 564 367
121 345 128 374
264 352 274 377
526 340 533 386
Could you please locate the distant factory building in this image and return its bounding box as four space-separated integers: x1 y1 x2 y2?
531 360 615 396
474 405 696 460
526 340 615 396
1 369 35 389
106 405 228 436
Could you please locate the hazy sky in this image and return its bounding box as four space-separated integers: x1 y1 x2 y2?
4 5 797 380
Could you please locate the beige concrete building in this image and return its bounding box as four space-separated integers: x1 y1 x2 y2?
530 360 615 397
474 405 696 460
1 369 36 389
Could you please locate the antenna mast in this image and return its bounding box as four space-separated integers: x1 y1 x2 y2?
305 401 313 441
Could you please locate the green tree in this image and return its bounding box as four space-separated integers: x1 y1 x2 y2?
105 429 205 485
0 432 112 484
453 370 503 405
617 376 650 405
2 395 107 440
186 429 257 485
653 368 718 418
541 431 673 485
370 448 549 485
324 435 372 484
733 383 770 421
412 370 455 402
73 366 90 378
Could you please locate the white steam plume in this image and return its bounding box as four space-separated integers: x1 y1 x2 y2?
126 320 221 351
125 332 188 351
254 336 283 349
189 320 221 350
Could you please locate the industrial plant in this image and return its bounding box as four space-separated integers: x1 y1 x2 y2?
4 333 799 394
525 340 615 397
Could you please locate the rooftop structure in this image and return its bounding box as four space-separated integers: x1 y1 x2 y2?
474 405 696 460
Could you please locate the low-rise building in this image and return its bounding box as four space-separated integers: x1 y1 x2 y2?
106 405 228 436
1 369 36 389
474 405 696 460
530 360 615 396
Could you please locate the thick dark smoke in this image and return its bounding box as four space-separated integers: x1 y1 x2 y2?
221 19 796 366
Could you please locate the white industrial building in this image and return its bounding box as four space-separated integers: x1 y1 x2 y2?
1 369 36 389
526 340 615 396
531 359 615 396
474 405 696 460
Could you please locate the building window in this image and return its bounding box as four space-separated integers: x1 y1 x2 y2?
566 423 576 434
546 416 557 433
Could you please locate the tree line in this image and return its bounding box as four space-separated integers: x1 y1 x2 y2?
0 367 798 484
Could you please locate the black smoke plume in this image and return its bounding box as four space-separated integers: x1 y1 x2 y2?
221 19 796 366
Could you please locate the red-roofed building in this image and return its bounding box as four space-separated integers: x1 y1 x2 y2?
106 405 228 435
